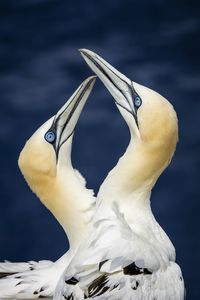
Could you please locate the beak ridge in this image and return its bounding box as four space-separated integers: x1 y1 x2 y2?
45 76 96 158
79 49 139 125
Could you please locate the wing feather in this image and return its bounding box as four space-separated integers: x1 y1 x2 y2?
54 204 184 300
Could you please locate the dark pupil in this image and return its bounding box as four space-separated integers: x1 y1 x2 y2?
134 96 142 108
44 131 56 144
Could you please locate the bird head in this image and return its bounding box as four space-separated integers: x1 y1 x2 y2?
80 49 178 192
18 76 96 201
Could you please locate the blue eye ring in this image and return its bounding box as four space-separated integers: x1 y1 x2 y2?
134 96 142 108
44 130 56 144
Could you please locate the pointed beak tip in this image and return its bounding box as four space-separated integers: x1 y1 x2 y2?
79 48 95 59
78 49 87 57
89 74 97 80
87 75 97 86
79 48 89 53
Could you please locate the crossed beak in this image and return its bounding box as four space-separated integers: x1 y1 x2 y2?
79 49 141 128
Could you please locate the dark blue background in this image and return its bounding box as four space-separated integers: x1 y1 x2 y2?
0 0 199 298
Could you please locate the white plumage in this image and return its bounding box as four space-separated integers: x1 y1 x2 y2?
53 49 185 300
0 77 96 299
56 203 184 299
0 49 185 300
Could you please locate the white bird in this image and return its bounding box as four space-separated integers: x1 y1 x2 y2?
0 76 96 299
54 49 185 300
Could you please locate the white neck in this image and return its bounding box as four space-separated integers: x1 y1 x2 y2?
96 140 152 211
95 140 175 260
96 181 152 223
53 167 95 251
56 138 95 250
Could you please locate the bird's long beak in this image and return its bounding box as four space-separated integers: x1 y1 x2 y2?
79 49 140 127
45 76 96 158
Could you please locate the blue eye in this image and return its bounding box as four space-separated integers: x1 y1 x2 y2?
134 96 142 108
44 131 56 144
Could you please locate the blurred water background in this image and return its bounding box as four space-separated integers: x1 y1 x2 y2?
0 0 199 298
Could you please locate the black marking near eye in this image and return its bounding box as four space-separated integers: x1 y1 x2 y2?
83 52 141 128
44 130 56 144
44 80 92 161
52 86 82 154
94 55 142 112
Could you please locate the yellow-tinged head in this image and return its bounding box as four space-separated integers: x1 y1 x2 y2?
18 117 57 204
18 76 96 239
80 49 178 192
19 117 56 182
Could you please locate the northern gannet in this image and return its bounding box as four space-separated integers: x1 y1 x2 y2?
54 50 185 300
0 76 96 299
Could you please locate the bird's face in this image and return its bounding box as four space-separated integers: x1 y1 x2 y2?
19 117 57 178
18 76 96 180
80 50 178 166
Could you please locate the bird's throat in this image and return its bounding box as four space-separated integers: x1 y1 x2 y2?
20 168 94 251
